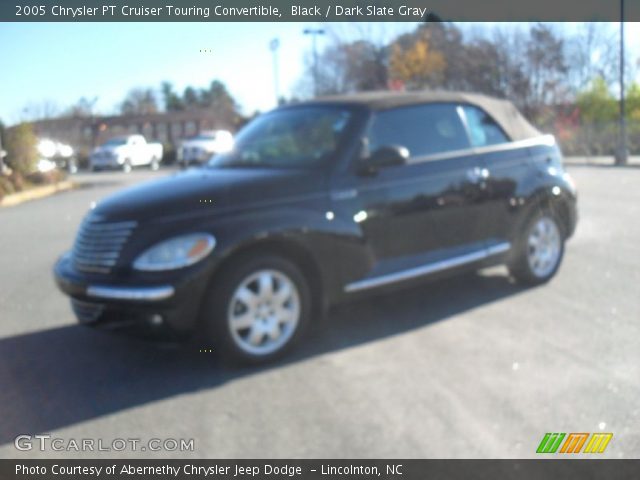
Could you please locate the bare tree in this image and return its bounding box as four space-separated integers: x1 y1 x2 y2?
567 23 616 92
120 88 158 116
20 99 60 122
296 23 399 98
65 97 99 118
524 24 569 113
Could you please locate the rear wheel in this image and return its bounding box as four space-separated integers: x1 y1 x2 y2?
150 157 160 171
201 255 311 364
509 212 564 285
122 159 132 173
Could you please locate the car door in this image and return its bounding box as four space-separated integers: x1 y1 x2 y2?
458 104 525 246
330 103 488 276
129 136 146 166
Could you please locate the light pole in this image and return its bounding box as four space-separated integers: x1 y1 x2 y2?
616 0 628 166
269 38 280 106
303 27 325 97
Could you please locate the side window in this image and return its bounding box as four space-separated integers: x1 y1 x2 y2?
461 105 509 147
367 103 470 159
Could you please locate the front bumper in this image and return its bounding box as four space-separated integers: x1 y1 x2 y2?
86 284 175 301
53 252 210 339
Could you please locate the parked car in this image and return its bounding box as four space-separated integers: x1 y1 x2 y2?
90 135 163 172
37 138 77 173
177 130 234 167
54 91 577 364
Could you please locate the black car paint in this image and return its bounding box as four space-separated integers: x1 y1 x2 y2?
54 101 577 338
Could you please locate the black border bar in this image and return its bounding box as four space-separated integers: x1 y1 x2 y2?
3 0 640 22
2 460 640 480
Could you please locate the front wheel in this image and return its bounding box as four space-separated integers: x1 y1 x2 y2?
201 255 311 365
509 212 565 285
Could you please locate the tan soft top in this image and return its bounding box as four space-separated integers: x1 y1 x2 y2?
307 90 541 142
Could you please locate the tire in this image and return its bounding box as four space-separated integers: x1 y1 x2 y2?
122 160 132 173
509 211 565 285
150 157 160 171
200 254 311 365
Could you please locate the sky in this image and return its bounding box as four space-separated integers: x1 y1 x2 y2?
1 22 639 126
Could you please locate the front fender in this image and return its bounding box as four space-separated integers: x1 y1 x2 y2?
206 206 372 303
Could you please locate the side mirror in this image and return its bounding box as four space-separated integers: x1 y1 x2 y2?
359 145 409 174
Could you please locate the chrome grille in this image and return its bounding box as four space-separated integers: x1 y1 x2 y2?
71 217 137 274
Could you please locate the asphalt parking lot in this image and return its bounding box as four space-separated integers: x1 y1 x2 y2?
0 164 638 459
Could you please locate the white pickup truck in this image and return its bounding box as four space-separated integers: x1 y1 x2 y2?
177 130 233 167
90 135 163 172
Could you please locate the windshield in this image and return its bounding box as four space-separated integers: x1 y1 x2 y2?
209 107 352 168
102 138 127 146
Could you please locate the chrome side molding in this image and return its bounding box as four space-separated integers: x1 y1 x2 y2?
407 134 556 166
345 242 511 293
330 189 358 201
87 285 175 301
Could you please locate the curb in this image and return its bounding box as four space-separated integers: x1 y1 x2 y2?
563 156 640 167
0 180 77 208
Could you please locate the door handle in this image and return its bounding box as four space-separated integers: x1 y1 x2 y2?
466 167 490 184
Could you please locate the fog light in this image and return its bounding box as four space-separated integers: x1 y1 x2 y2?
149 314 163 326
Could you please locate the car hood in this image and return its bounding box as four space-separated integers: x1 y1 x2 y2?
92 167 326 222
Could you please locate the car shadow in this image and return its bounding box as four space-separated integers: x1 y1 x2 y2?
0 270 524 446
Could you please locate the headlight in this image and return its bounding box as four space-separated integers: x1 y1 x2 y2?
133 233 216 271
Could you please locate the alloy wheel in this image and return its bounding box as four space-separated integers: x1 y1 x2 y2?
527 216 561 278
227 269 301 356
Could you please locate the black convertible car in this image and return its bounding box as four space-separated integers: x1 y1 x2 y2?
54 91 577 363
